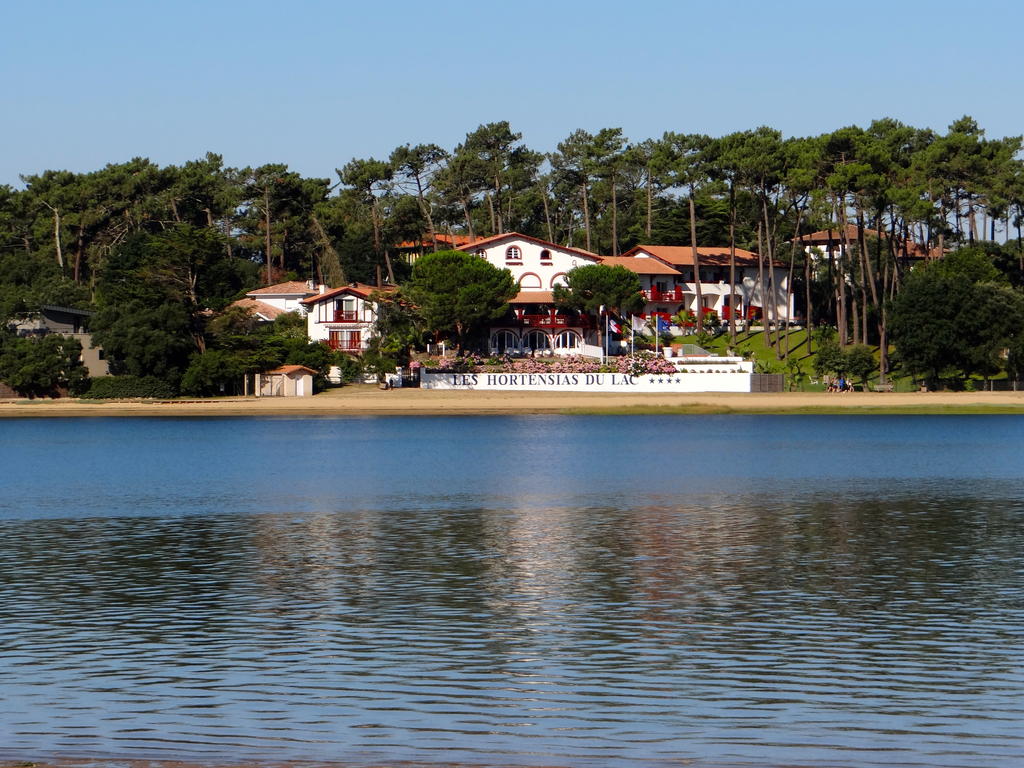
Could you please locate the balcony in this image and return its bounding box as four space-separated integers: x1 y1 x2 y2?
645 287 685 302
331 310 361 322
519 312 594 329
324 339 362 353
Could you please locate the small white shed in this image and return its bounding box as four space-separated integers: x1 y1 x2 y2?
256 365 317 397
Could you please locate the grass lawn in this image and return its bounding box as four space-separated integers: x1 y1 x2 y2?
666 327 922 392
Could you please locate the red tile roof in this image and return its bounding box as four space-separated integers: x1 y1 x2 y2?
266 365 317 376
229 298 287 320
396 233 477 249
457 232 602 262
598 256 681 275
794 226 942 259
623 245 765 268
300 283 396 306
510 290 556 304
246 281 316 296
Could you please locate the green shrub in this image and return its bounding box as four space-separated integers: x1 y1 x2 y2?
85 375 177 399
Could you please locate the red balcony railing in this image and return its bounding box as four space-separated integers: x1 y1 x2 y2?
645 287 685 302
325 340 362 352
519 312 594 329
331 310 360 322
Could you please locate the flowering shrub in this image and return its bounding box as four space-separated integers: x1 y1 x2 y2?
616 351 678 376
490 355 601 373
434 354 483 372
429 352 676 375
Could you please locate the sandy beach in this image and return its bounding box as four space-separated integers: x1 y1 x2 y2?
2 385 1024 417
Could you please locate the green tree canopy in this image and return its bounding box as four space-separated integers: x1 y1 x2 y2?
405 250 516 351
0 334 89 398
553 263 645 315
889 250 1024 387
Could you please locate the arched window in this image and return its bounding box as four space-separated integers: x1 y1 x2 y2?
490 329 519 353
550 272 568 288
505 246 522 262
523 330 551 351
554 330 580 350
540 249 552 262
518 272 542 289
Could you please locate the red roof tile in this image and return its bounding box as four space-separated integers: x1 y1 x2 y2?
623 245 765 268
456 232 602 262
300 283 396 306
266 365 317 375
510 290 556 304
598 256 681 275
229 298 287 319
793 226 942 259
246 281 316 296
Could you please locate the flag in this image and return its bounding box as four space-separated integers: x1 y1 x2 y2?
631 315 647 333
608 317 621 334
657 317 672 333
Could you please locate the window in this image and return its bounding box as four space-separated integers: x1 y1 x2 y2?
524 330 551 351
518 273 542 289
475 249 486 258
505 246 522 262
540 249 552 262
490 329 518 353
554 330 580 350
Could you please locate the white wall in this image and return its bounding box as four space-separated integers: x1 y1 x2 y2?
468 238 600 289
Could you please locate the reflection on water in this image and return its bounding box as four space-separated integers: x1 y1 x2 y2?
1 416 1023 768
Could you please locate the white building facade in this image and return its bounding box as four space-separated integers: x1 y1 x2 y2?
300 283 392 354
457 233 605 355
620 246 793 325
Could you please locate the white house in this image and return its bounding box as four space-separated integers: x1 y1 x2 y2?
794 225 940 263
456 232 605 355
619 245 793 325
300 282 394 354
231 280 319 321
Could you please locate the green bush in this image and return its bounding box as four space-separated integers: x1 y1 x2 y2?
333 353 364 384
85 375 177 399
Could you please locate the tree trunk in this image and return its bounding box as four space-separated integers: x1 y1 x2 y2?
73 227 84 285
264 186 273 285
311 213 345 286
803 234 813 355
728 192 737 346
582 182 591 252
461 197 475 241
646 166 653 239
756 222 767 341
689 194 704 333
42 203 64 272
541 185 554 242
760 196 779 350
610 176 619 256
413 173 438 252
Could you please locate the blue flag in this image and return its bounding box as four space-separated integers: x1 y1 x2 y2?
656 317 672 333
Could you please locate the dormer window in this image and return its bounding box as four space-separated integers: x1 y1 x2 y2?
505 246 522 262
540 249 552 262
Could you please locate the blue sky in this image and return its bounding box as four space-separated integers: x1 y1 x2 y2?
2 0 1021 186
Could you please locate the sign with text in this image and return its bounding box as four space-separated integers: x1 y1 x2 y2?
420 371 752 393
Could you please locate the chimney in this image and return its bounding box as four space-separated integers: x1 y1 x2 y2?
319 284 326 294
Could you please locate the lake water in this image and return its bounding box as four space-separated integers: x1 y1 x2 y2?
1 415 1022 768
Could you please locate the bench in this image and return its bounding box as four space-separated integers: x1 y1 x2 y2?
872 383 894 392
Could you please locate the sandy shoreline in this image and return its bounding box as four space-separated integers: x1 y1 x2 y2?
2 385 1024 417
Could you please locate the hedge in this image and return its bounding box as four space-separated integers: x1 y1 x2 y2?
84 375 177 399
